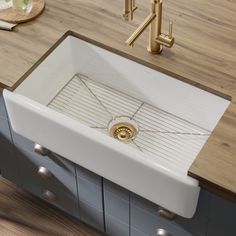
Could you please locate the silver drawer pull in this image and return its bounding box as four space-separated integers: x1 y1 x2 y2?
156 229 172 236
34 143 49 156
42 190 56 202
157 207 176 220
37 166 53 179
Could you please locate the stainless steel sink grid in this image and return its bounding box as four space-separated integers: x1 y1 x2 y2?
48 73 210 175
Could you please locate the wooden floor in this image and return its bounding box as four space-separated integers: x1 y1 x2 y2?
0 177 103 236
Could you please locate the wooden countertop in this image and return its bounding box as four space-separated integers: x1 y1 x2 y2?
0 0 236 201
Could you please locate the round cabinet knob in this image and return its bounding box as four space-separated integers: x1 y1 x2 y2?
157 207 176 220
34 143 49 156
37 166 53 179
42 190 56 202
156 229 172 236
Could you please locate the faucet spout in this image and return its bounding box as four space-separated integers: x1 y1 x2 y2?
125 13 156 47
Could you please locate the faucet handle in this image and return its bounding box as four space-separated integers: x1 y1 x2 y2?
156 20 175 48
169 21 173 38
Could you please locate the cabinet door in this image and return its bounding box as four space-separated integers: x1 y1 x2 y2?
11 130 78 217
76 165 104 231
207 194 236 236
0 94 20 185
103 179 130 236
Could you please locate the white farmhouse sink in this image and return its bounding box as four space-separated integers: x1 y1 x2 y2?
4 31 230 218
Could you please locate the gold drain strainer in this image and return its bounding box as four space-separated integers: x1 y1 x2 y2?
108 117 139 143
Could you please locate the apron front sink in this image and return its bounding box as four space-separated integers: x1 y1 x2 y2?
4 31 230 218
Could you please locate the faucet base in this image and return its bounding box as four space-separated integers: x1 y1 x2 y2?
147 45 162 54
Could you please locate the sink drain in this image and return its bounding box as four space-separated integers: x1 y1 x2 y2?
108 117 139 143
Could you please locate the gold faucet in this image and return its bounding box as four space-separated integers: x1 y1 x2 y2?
125 0 174 54
123 0 137 21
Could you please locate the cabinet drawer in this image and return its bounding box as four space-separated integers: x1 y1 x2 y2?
15 147 78 217
80 202 104 231
106 214 129 236
104 180 130 236
76 165 103 210
76 165 104 231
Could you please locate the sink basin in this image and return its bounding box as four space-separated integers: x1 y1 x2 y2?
3 31 230 218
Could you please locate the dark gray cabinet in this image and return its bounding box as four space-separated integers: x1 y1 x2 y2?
102 182 211 236
207 194 236 236
76 165 105 231
11 130 79 217
104 179 130 236
131 194 187 236
0 94 20 185
10 123 105 231
175 190 210 236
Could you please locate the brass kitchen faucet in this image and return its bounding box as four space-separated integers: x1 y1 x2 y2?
123 0 137 21
125 0 174 54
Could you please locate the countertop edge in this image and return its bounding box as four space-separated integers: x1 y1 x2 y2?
188 171 236 202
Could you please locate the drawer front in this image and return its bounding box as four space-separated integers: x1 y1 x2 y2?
104 180 130 236
106 214 130 236
76 165 104 231
76 165 103 210
80 202 104 232
11 131 78 217
0 117 20 185
17 148 78 216
131 190 210 236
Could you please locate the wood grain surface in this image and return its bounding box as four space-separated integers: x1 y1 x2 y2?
0 0 235 200
0 177 102 236
0 0 45 24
